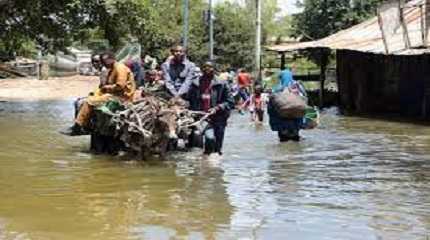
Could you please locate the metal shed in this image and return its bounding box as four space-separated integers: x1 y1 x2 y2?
267 0 430 117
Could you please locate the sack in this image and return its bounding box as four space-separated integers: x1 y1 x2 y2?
270 89 307 119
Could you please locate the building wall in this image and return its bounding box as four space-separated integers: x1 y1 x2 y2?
337 50 430 117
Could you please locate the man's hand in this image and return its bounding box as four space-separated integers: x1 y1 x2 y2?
100 84 115 94
208 107 218 115
172 92 180 99
172 95 182 102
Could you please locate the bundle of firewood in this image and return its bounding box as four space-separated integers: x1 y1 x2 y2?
109 95 207 155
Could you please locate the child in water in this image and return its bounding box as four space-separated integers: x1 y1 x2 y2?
244 85 268 123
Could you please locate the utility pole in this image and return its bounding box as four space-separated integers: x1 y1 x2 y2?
183 0 189 48
255 0 262 83
209 0 214 61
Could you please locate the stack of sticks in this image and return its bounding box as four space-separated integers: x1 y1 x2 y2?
109 95 208 155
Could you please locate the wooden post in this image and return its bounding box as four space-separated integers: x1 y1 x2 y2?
319 49 329 108
425 0 430 46
399 3 411 49
420 4 426 45
40 60 50 80
319 66 326 108
280 52 286 70
36 50 42 80
377 8 390 54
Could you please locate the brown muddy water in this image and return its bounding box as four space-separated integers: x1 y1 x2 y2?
0 101 430 240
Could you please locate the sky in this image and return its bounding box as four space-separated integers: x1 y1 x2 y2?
212 0 301 15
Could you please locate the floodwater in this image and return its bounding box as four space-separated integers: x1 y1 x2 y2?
0 101 430 240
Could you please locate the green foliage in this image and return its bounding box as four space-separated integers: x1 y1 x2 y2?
183 0 207 63
213 2 255 70
271 15 293 43
0 0 285 68
0 0 106 55
288 0 382 67
290 57 319 75
1 0 383 71
292 0 383 40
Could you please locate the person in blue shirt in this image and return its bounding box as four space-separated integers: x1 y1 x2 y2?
274 67 294 92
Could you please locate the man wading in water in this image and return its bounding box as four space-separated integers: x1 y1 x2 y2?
188 61 234 155
61 52 136 136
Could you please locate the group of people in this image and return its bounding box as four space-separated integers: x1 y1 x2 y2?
61 44 305 155
62 45 234 156
230 67 306 142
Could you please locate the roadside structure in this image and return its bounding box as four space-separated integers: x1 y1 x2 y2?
267 0 430 118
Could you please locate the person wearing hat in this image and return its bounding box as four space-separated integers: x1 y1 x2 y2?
187 61 234 155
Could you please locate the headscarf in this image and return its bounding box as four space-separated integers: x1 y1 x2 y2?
273 69 294 93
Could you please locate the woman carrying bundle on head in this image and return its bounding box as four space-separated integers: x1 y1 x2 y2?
267 66 317 142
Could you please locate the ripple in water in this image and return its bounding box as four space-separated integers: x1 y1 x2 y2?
0 102 430 239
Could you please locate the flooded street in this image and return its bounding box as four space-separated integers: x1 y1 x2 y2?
1 101 430 240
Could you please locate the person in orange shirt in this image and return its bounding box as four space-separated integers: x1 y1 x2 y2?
61 52 136 136
236 68 251 102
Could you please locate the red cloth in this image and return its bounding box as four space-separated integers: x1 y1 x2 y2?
254 94 262 110
200 77 212 112
237 72 251 88
125 59 133 69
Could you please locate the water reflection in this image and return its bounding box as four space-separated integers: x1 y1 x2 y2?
0 101 430 239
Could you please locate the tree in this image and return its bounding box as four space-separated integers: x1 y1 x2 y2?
0 0 285 69
291 0 382 40
0 0 106 55
213 2 255 70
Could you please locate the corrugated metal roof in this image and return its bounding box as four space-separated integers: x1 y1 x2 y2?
267 0 430 55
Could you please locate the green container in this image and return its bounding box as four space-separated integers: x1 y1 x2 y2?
305 107 319 121
97 100 124 114
303 107 319 129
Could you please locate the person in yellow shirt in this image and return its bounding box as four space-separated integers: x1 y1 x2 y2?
62 52 136 136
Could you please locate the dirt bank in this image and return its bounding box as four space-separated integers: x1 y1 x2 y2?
0 75 99 101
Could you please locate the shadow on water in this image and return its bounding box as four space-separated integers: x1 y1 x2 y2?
1 101 430 239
